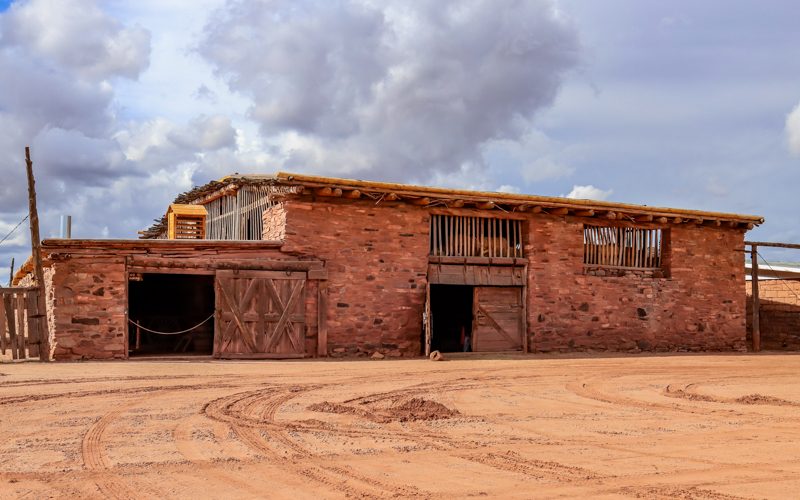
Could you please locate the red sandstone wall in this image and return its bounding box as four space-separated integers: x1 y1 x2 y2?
746 280 800 350
526 217 747 353
49 258 128 360
277 198 429 357
262 203 286 240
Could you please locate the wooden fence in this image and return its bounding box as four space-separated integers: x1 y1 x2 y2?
0 287 43 359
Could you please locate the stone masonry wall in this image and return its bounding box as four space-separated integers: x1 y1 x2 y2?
746 279 800 350
262 203 286 240
49 258 127 360
526 216 747 353
276 198 429 357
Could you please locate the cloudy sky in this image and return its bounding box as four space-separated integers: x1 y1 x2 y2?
1 0 799 277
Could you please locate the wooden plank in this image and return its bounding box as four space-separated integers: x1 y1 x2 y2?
265 279 305 352
26 291 39 358
5 295 17 360
217 353 306 359
256 280 267 352
0 293 6 355
0 287 34 293
218 278 258 352
424 282 431 357
751 245 760 352
221 312 305 323
317 280 328 357
472 288 479 352
16 294 26 359
521 265 528 354
429 208 528 220
216 270 307 279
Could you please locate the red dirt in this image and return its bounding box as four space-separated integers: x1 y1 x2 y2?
1 352 799 499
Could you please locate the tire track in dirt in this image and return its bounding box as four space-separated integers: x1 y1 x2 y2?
663 383 800 407
203 384 442 499
0 380 244 407
82 399 147 500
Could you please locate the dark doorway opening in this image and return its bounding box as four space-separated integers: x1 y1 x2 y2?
128 273 215 356
430 284 473 353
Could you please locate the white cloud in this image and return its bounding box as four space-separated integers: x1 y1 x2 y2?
564 185 612 201
497 185 521 194
198 0 581 181
787 102 800 156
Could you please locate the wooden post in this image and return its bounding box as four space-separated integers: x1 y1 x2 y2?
317 280 328 357
751 244 760 352
25 147 50 360
9 258 13 287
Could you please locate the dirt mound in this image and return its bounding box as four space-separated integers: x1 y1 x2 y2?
384 398 460 422
308 398 460 423
307 401 372 418
734 394 794 406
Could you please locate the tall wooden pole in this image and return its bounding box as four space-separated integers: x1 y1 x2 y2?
751 244 760 352
25 147 50 360
9 258 13 287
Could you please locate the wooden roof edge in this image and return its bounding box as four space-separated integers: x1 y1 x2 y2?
40 238 285 249
12 255 34 286
167 204 208 215
274 172 765 224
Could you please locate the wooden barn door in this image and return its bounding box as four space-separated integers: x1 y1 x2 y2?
214 270 307 359
472 287 524 352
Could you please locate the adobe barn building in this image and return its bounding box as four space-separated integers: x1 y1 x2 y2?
16 173 763 361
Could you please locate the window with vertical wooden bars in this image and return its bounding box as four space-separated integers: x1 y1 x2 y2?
430 215 523 258
584 225 662 269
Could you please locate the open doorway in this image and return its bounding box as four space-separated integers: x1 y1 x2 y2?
430 284 473 353
128 273 215 356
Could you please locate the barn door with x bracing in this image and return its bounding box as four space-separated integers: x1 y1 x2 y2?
472 286 524 352
214 270 307 358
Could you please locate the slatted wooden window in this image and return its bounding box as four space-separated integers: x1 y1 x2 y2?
167 204 207 239
584 225 662 269
430 215 522 258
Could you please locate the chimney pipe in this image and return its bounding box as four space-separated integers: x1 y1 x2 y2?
60 215 71 239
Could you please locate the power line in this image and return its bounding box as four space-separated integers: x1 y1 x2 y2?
0 215 28 245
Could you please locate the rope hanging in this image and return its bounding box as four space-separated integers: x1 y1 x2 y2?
128 313 214 335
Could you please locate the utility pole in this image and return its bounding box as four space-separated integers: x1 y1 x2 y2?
25 147 50 360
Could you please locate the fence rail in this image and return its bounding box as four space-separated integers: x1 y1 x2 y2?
0 286 43 359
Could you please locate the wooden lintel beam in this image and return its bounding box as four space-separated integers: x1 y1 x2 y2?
384 193 399 201
690 218 703 225
727 221 738 228
746 223 754 230
704 220 722 227
635 215 653 222
604 212 617 219
672 217 683 224
343 189 361 199
449 199 465 208
314 187 333 196
475 201 495 210
332 188 343 197
616 213 627 220
655 217 668 224
549 207 569 215
573 209 595 217
409 197 431 205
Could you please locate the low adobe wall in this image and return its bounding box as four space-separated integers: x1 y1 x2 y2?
746 279 800 350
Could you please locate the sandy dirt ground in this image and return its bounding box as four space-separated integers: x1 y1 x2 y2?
0 353 798 499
